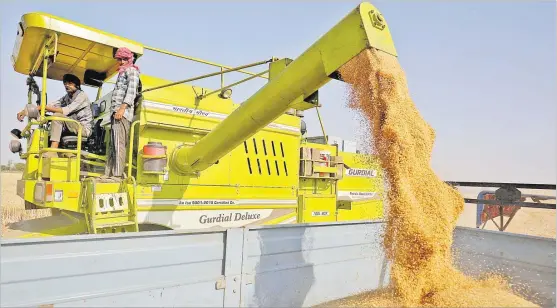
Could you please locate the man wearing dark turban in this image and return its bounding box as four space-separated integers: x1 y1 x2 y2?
16 73 93 156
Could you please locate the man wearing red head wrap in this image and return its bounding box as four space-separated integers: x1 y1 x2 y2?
105 47 141 178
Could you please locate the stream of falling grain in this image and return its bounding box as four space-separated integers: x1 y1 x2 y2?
324 48 537 307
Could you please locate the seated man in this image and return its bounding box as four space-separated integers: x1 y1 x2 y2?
16 74 93 156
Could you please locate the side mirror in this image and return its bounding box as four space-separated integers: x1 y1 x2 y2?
9 140 22 154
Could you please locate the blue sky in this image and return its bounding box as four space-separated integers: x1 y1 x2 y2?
1 1 555 184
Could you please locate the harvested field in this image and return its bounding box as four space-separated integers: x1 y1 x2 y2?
1 171 52 235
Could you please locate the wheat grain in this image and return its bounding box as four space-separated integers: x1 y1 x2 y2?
329 48 538 307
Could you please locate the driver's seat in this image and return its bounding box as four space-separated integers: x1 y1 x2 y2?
60 134 89 150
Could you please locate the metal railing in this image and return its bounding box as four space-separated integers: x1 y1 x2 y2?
36 116 83 181
144 45 270 88
141 59 273 94
127 120 141 178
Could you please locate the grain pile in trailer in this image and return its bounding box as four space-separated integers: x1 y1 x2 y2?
317 48 538 307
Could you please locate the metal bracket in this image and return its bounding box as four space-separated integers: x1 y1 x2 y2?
215 276 226 290
369 10 386 30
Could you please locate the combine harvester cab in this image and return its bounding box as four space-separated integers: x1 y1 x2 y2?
5 2 396 238
8 12 145 237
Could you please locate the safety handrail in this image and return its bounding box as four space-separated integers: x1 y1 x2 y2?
20 120 40 137
141 59 273 94
127 120 140 178
36 116 83 181
144 45 270 81
197 69 269 100
19 120 41 159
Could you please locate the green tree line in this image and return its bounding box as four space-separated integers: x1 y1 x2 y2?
1 163 25 171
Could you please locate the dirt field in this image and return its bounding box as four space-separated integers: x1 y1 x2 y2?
1 171 555 238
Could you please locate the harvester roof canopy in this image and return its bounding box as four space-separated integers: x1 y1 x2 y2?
11 12 144 87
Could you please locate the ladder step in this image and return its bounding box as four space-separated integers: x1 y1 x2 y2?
86 180 139 233
95 193 129 213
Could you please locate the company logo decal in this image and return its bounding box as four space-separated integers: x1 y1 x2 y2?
199 212 261 224
172 106 210 117
143 100 299 133
345 168 378 178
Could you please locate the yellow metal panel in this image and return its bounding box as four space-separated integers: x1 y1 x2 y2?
21 128 43 180
135 73 302 212
42 157 77 182
12 12 143 83
229 131 299 190
136 73 302 187
24 157 39 180
337 199 384 221
316 179 336 194
42 182 82 212
337 152 384 198
299 178 336 196
298 195 337 223
334 152 384 222
136 184 238 200
234 186 297 201
298 179 316 195
92 182 132 195
135 184 296 209
313 166 337 173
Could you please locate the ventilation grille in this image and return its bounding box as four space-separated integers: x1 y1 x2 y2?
244 138 289 176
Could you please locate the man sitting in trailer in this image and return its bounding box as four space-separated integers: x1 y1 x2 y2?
16 74 93 157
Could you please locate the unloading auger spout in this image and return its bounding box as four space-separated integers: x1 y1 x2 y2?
171 2 398 174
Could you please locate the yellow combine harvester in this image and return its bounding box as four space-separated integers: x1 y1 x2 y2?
6 2 396 238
